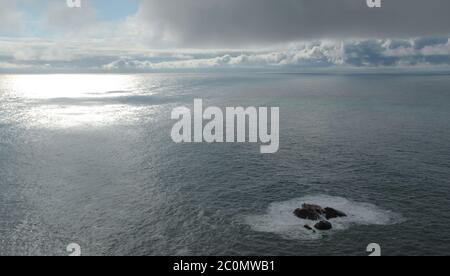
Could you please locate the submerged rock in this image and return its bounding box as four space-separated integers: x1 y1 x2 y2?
324 207 347 220
314 221 333 231
304 224 317 233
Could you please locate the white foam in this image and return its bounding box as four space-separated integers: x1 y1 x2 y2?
244 195 404 240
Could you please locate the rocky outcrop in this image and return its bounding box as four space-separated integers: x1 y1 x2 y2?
314 221 332 231
324 207 347 220
293 203 347 231
294 208 320 220
302 204 324 214
294 204 325 220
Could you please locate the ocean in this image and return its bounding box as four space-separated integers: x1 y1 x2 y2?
0 73 449 256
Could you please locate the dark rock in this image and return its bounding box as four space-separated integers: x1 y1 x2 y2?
314 221 333 231
304 225 316 233
294 203 325 220
302 204 325 215
324 207 347 220
294 208 321 220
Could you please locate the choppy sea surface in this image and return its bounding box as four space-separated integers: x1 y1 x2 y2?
0 73 449 256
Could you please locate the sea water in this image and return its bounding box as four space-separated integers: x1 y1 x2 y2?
0 73 449 256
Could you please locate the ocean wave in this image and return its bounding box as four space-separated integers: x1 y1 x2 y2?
244 195 404 240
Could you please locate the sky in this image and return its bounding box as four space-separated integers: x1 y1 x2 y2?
0 0 450 73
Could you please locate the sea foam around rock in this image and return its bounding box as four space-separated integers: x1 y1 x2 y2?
244 195 404 240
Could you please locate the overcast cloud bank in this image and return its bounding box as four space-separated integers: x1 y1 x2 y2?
1 0 450 72
137 0 450 47
2 37 450 72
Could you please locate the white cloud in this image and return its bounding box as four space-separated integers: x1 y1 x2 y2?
99 39 450 71
100 41 345 70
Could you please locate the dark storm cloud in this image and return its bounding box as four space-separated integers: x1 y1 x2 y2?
345 41 398 66
413 37 449 50
344 37 450 67
138 0 450 47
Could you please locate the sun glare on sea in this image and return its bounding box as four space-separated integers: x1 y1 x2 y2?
0 74 156 128
4 74 135 99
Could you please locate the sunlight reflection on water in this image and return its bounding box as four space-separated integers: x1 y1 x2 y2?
0 74 163 128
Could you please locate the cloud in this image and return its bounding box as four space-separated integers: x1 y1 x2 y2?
344 38 450 66
1 1 450 72
41 0 98 32
0 1 25 34
99 38 450 71
100 42 345 71
0 37 450 72
137 0 450 47
2 36 450 72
